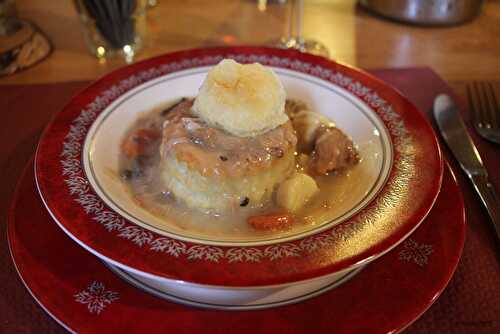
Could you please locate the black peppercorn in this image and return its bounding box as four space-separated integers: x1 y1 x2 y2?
240 197 249 207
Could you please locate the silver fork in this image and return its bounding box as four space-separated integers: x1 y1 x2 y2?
467 82 500 145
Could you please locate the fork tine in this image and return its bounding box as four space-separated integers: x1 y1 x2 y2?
468 81 500 144
466 84 473 119
476 81 491 128
486 82 499 128
478 82 490 128
479 82 492 129
469 82 483 128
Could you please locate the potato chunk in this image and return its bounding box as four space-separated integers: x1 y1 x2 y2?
277 173 319 213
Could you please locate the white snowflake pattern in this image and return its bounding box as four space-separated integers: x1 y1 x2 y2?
117 225 154 247
398 239 434 267
64 176 89 195
93 211 125 232
150 238 186 257
75 194 105 214
74 281 119 314
226 247 263 263
264 243 301 260
300 234 335 253
61 158 81 177
187 245 224 262
57 53 414 263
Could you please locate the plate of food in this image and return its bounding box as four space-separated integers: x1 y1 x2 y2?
85 58 388 244
35 47 442 307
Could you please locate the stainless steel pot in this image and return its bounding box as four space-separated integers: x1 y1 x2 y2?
359 0 485 26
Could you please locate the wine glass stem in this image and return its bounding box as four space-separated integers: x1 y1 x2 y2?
280 0 329 57
286 0 303 47
295 0 303 43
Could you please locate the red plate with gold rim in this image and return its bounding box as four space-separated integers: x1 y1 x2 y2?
10 161 463 332
35 47 442 287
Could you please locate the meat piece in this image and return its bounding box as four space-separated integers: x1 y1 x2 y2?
310 127 359 175
285 99 359 175
161 98 187 116
160 99 297 178
285 100 332 153
163 99 194 122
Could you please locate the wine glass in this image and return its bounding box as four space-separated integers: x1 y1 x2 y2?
275 0 329 57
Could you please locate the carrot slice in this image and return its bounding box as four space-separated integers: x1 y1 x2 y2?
247 213 293 231
122 128 160 159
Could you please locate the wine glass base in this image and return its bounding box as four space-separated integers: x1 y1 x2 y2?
272 37 330 58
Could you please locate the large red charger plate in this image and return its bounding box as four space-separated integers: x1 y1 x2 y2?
9 161 464 333
35 46 442 286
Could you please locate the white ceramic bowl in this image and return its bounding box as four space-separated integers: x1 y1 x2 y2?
83 66 391 246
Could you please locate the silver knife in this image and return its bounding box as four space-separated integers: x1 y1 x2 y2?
433 94 500 242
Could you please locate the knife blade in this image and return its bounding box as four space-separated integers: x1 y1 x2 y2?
433 94 500 243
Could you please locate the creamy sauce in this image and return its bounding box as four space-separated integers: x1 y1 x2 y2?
119 99 370 240
160 100 296 178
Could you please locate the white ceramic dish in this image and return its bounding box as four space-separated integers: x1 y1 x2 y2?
83 66 391 246
105 262 364 310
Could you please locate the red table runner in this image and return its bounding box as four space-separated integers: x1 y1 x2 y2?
1 68 498 333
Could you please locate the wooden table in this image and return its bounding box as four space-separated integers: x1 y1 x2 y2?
3 0 500 89
1 1 499 334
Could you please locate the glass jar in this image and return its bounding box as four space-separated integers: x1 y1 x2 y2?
73 0 147 62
